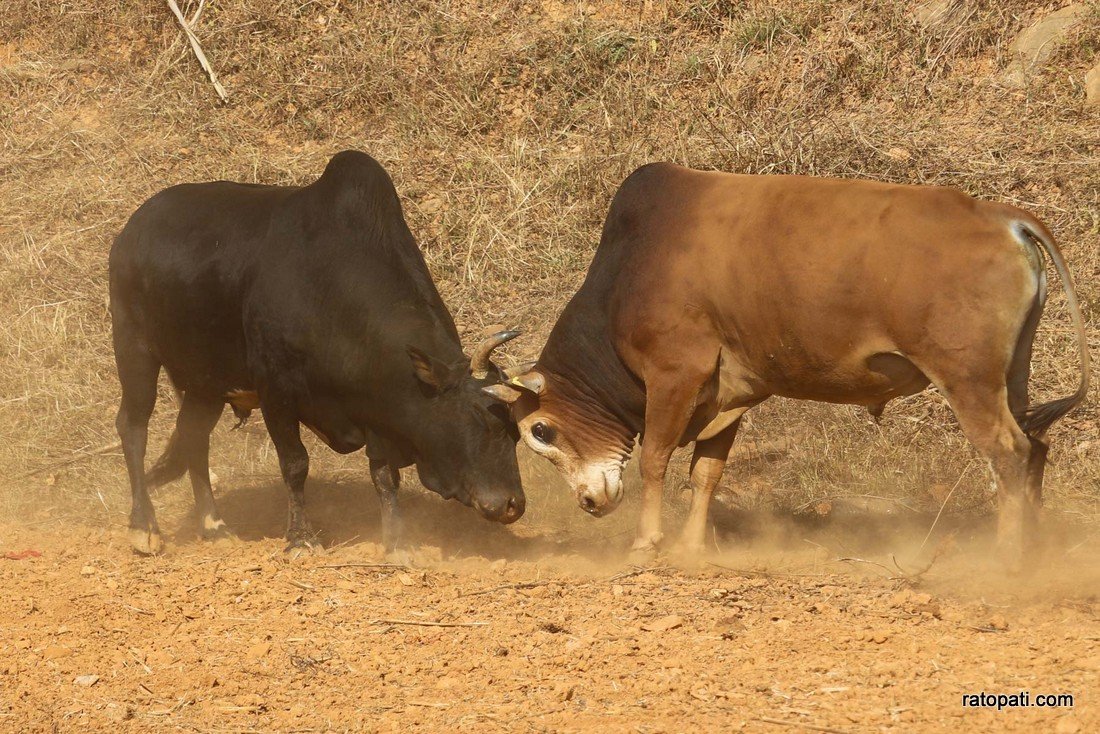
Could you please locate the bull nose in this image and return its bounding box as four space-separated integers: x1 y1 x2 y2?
578 481 622 516
476 494 525 524
503 495 525 523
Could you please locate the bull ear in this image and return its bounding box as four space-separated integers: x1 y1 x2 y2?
408 346 460 390
508 370 546 395
481 383 523 404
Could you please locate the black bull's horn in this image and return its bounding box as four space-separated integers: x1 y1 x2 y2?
470 329 521 378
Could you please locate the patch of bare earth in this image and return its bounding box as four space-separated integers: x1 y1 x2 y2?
1 494 1098 732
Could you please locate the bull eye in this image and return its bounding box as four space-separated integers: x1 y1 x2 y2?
531 421 554 445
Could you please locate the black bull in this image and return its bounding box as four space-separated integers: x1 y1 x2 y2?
109 150 524 555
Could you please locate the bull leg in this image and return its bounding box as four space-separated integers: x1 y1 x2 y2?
175 395 235 541
260 402 318 554
369 458 402 554
941 385 1034 571
632 375 711 560
113 337 162 555
674 416 743 558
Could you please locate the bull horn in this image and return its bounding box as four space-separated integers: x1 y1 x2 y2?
503 360 537 379
471 329 521 378
508 370 546 395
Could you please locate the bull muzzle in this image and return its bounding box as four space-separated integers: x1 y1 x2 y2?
474 493 526 524
577 471 624 517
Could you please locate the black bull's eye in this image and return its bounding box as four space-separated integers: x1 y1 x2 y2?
531 421 554 444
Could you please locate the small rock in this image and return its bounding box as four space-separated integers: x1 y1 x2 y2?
911 0 953 26
715 616 744 639
147 650 174 666
1055 718 1081 734
988 614 1009 631
43 645 73 659
80 566 95 576
1003 5 1088 87
246 641 271 661
73 674 99 687
1085 63 1100 106
641 614 683 632
106 705 134 722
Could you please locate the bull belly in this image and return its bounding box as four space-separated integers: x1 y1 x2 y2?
770 352 931 407
224 391 366 454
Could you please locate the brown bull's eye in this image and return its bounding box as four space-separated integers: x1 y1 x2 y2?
531 422 554 444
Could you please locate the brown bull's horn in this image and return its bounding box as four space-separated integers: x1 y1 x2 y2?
471 329 521 378
508 370 546 395
503 360 537 379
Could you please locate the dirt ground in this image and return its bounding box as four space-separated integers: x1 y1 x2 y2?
1 478 1097 734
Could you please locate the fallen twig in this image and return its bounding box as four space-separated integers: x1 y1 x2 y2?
15 441 121 481
317 563 407 571
890 540 948 580
707 561 820 578
373 618 487 628
835 556 897 578
756 715 850 734
120 603 154 616
916 462 975 556
459 580 550 597
166 0 228 102
607 567 649 582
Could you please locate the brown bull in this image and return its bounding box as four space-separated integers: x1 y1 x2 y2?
486 163 1089 567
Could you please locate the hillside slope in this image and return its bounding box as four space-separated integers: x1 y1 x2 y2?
0 1 1097 531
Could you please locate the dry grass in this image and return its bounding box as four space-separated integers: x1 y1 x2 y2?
0 1 1097 534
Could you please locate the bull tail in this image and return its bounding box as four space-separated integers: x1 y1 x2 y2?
1011 218 1090 437
144 387 189 488
145 427 188 488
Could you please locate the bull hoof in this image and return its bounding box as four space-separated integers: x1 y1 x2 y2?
200 517 239 544
995 543 1032 577
384 547 413 567
668 543 708 570
129 528 165 556
284 537 323 558
628 534 664 565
